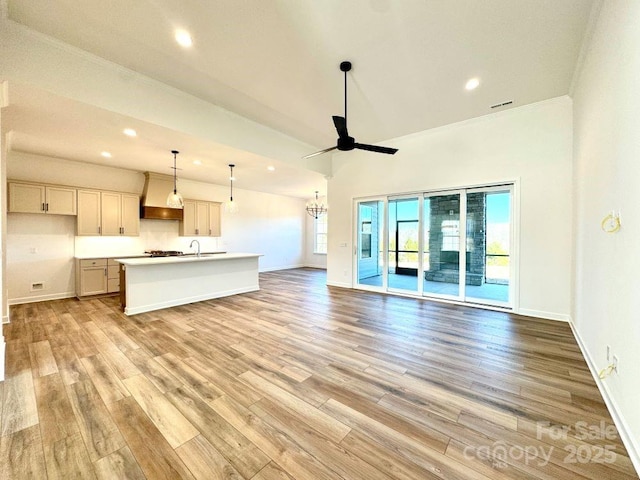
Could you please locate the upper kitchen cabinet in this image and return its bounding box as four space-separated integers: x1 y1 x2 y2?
179 200 221 237
101 192 139 236
77 189 139 236
77 190 101 235
8 182 77 215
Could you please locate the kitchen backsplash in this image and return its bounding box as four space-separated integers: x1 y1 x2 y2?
74 218 223 257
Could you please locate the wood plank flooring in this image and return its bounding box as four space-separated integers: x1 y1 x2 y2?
1 268 637 479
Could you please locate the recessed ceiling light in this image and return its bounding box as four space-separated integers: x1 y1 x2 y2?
175 30 193 48
193 159 202 165
101 151 112 158
267 166 275 171
123 128 137 137
465 78 480 91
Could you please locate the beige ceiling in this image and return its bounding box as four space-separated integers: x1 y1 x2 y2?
3 0 596 197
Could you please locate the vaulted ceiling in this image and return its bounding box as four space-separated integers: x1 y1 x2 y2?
3 0 596 197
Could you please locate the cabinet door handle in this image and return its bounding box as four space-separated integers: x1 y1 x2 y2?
98 226 101 234
42 202 45 212
45 203 49 212
104 268 107 276
209 229 211 235
196 228 199 235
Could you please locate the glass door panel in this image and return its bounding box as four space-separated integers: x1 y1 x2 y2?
388 198 419 292
465 188 512 306
356 200 385 288
422 193 462 299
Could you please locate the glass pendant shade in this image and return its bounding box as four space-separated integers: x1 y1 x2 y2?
167 191 184 208
224 199 239 214
225 163 238 214
167 149 184 208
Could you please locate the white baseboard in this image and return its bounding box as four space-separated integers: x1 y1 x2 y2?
326 281 351 288
8 292 76 306
517 308 570 322
569 321 640 475
304 264 327 270
259 264 306 273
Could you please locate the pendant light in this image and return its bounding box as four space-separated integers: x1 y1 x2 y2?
166 150 184 208
224 164 239 213
306 191 327 219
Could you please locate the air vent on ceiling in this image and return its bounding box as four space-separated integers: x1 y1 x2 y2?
491 100 514 109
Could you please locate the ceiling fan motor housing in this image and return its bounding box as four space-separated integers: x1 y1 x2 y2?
337 135 355 151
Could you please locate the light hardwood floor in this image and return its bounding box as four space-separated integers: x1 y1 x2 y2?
1 268 637 479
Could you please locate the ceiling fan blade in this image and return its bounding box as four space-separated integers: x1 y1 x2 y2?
354 143 398 155
302 146 338 159
332 116 349 138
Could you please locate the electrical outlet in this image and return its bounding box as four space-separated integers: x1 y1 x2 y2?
606 345 611 362
612 355 619 373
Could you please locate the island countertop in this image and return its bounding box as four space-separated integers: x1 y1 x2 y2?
115 252 261 266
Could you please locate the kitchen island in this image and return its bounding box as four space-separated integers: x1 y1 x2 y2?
116 253 261 315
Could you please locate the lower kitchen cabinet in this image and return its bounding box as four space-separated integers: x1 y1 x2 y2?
76 258 126 298
76 258 108 297
107 259 120 293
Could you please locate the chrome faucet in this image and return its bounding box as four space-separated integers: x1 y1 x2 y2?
189 239 201 257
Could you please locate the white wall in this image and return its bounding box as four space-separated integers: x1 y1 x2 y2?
327 97 574 321
7 152 307 303
572 0 640 468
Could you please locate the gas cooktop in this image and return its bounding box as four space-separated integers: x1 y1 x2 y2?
145 250 183 257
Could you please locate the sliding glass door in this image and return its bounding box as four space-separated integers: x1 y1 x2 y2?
422 192 463 299
354 184 514 308
388 197 420 292
356 199 385 289
464 186 512 306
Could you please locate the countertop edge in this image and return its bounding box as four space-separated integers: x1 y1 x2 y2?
116 253 262 266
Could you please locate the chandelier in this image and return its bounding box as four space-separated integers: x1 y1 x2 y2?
306 191 327 219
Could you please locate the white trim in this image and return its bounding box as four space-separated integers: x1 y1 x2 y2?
516 308 570 322
124 285 259 315
326 281 351 289
0 340 4 381
569 0 604 96
2 315 8 325
8 292 75 305
259 263 306 273
304 264 327 270
569 321 640 475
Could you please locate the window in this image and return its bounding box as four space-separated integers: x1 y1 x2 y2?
441 220 460 251
314 214 328 254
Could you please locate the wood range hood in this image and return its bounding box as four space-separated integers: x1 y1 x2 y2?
140 172 184 220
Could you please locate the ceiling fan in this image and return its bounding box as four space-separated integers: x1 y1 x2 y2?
303 61 398 159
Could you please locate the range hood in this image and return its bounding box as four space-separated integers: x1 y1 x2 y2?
140 172 184 220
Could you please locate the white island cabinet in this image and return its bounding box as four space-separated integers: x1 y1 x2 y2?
116 253 261 315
